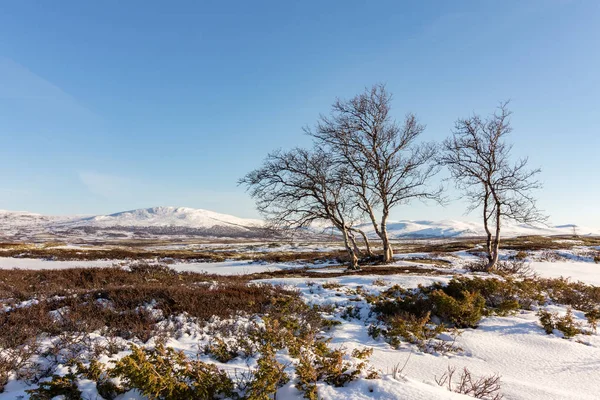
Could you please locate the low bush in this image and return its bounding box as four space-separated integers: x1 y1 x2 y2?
0 282 296 352
430 290 485 328
245 343 289 400
111 344 234 400
538 278 600 314
435 366 502 400
513 251 528 260
537 308 582 338
204 337 240 363
295 340 377 399
26 370 81 400
584 309 600 333
380 312 445 350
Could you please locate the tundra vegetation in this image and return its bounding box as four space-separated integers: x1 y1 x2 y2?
0 248 597 399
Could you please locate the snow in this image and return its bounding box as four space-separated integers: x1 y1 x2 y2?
357 219 600 238
530 260 600 285
0 257 306 275
1 245 599 399
0 257 114 270
64 206 263 229
168 260 299 275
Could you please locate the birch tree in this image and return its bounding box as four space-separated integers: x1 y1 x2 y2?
307 84 441 263
239 147 364 270
439 103 546 271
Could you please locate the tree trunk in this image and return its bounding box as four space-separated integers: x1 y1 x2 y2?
354 229 373 257
485 202 502 272
381 217 393 263
485 242 500 271
348 230 362 256
341 227 359 270
482 192 493 267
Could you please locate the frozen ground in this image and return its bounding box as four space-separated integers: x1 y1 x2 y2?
529 261 600 285
0 244 599 399
2 250 599 283
254 271 600 400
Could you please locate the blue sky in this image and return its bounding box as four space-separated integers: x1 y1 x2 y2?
0 1 598 226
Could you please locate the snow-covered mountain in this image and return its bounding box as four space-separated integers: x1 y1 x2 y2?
357 219 600 238
0 207 267 240
62 206 263 229
0 207 598 240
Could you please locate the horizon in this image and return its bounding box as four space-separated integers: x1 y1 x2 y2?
0 204 591 230
1 1 599 226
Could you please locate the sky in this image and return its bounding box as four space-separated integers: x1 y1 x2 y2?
0 0 598 227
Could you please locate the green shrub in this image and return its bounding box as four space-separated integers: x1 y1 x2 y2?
204 337 239 363
245 343 289 400
110 344 234 400
295 340 374 398
312 340 362 387
26 372 81 400
538 278 600 314
430 290 485 328
77 360 123 400
441 277 542 313
537 308 582 338
538 309 555 334
295 350 319 400
382 312 444 349
585 309 600 333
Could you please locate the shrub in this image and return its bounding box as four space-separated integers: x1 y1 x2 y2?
128 261 176 275
26 372 81 400
585 309 600 333
321 281 343 290
495 259 534 277
381 312 444 350
295 350 319 400
245 343 289 400
0 363 8 393
538 278 600 314
440 277 542 312
435 366 502 400
295 340 375 398
351 347 373 360
430 290 485 328
538 309 555 334
537 308 582 338
312 341 364 387
204 337 239 363
110 344 234 400
75 360 123 399
513 251 528 260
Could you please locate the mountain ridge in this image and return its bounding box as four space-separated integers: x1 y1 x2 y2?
1 207 598 240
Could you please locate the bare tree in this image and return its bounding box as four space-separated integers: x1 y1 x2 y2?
439 103 546 271
307 84 441 263
239 147 363 270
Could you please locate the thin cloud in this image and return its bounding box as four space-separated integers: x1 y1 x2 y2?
0 57 98 119
78 171 134 198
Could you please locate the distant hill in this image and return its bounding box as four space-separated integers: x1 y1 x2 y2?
0 207 269 240
0 207 598 241
355 219 599 238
